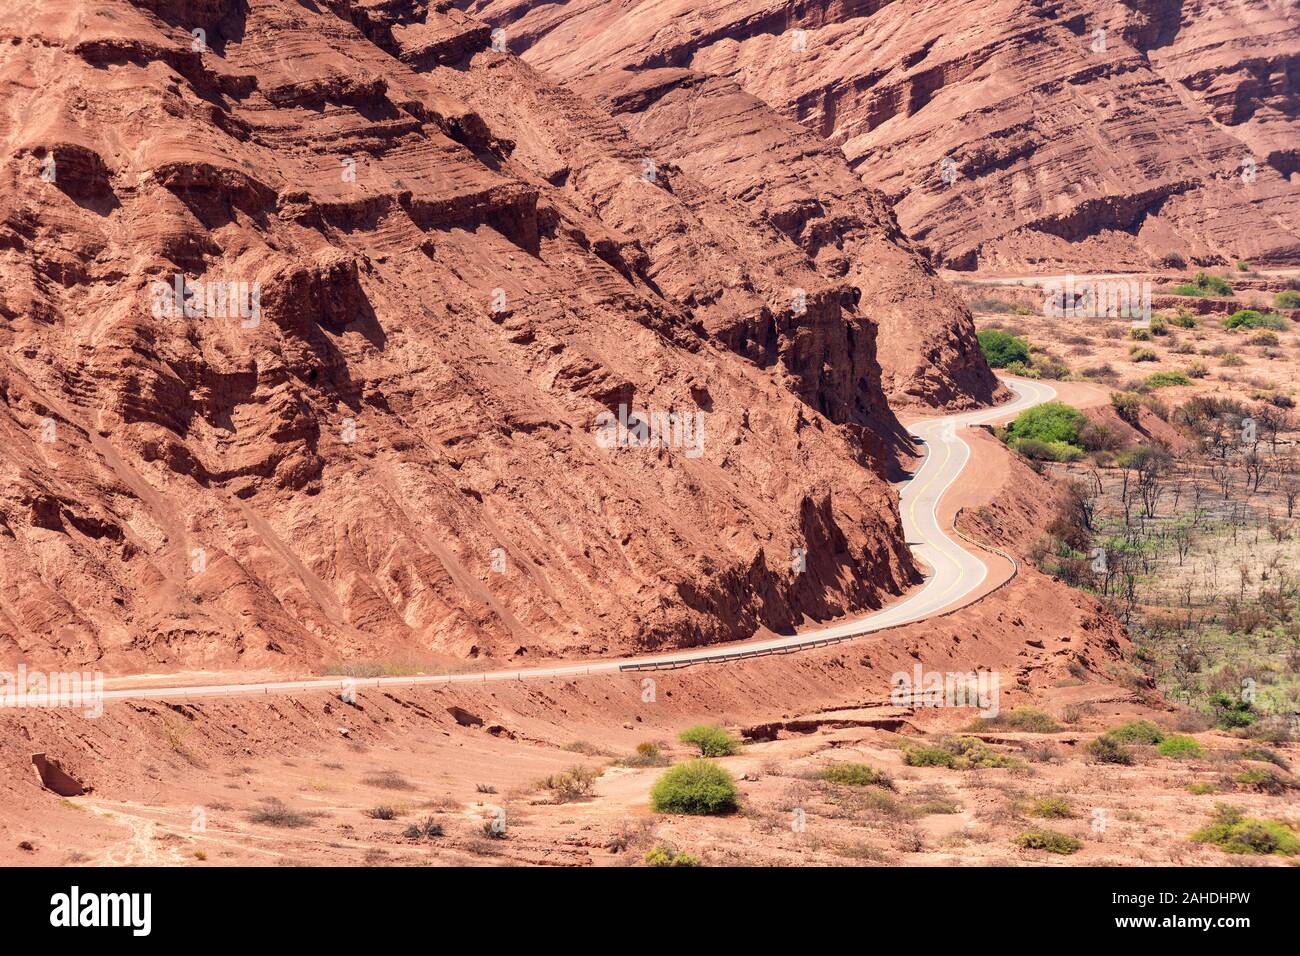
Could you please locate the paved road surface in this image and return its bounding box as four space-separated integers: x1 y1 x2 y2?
99 376 1057 703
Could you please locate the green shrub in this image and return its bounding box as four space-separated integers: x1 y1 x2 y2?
1240 747 1289 769
1145 371 1190 388
1003 403 1086 463
1216 707 1256 729
678 724 740 757
1030 796 1074 819
1235 767 1296 795
1156 735 1204 759
620 742 670 767
1029 353 1071 380
1171 272 1233 297
650 760 739 815
903 745 957 768
1191 804 1299 856
857 789 904 816
1274 290 1300 309
1210 692 1258 729
1008 437 1084 462
1187 782 1218 795
1087 734 1135 765
904 736 1021 770
1111 390 1142 425
969 706 1060 733
977 329 1031 368
1130 346 1158 362
949 737 1022 768
1185 361 1209 378
1220 352 1244 367
1169 311 1198 328
1224 309 1288 330
1006 401 1085 448
1015 828 1082 854
1109 720 1165 744
643 846 701 867
1249 330 1280 346
1130 326 1152 341
819 762 894 789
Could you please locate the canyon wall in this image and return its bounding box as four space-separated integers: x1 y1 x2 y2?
468 0 1300 272
0 0 992 670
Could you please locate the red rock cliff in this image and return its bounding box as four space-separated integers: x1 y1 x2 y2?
466 0 1300 272
0 0 948 670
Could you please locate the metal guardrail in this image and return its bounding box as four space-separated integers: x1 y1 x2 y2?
616 632 857 672
950 505 1020 593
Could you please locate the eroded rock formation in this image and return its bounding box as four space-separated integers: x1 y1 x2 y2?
0 0 1002 670
468 0 1300 271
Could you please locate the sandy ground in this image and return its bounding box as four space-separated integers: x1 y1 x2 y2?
7 682 1294 868
964 279 1299 414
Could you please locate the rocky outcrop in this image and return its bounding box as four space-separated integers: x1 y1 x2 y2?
465 3 1007 409
466 0 1300 272
587 67 1004 410
0 0 932 670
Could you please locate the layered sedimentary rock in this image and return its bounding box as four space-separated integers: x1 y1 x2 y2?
586 66 1004 408
468 0 1300 272
0 0 965 669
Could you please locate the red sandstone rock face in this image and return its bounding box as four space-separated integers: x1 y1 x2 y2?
586 67 1005 409
468 0 1300 272
464 0 1007 408
0 0 960 670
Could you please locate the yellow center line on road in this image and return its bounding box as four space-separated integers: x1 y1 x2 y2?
905 422 955 574
921 377 1043 612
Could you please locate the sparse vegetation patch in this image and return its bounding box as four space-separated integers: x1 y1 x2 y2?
904 736 1022 770
819 762 894 788
650 760 739 815
643 846 702 867
678 725 740 757
1015 828 1082 854
1190 804 1299 856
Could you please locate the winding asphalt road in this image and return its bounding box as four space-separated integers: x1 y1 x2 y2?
100 376 1057 703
